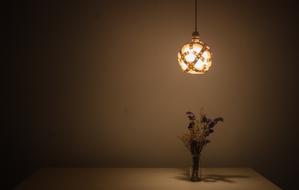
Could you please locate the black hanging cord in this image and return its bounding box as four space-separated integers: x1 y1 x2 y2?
193 0 199 36
195 0 197 32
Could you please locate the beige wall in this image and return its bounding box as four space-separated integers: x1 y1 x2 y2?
12 0 298 188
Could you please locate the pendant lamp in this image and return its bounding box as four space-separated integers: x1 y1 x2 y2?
177 0 212 74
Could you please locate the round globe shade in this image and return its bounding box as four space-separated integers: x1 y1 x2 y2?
178 36 212 74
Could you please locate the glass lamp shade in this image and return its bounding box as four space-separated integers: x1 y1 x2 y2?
178 36 212 74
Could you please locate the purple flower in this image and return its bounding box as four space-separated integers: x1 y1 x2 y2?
186 111 195 120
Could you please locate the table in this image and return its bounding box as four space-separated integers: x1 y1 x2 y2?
15 168 281 190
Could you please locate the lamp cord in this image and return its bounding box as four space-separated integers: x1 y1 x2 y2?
195 0 197 32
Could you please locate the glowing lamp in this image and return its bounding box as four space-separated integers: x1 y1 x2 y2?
177 0 213 74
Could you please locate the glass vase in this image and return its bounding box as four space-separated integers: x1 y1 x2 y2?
190 154 201 181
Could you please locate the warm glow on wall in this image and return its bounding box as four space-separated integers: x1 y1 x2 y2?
177 0 212 74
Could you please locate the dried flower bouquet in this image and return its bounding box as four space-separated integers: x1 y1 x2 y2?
180 111 223 181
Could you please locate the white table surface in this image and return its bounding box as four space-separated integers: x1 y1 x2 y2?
15 168 281 190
